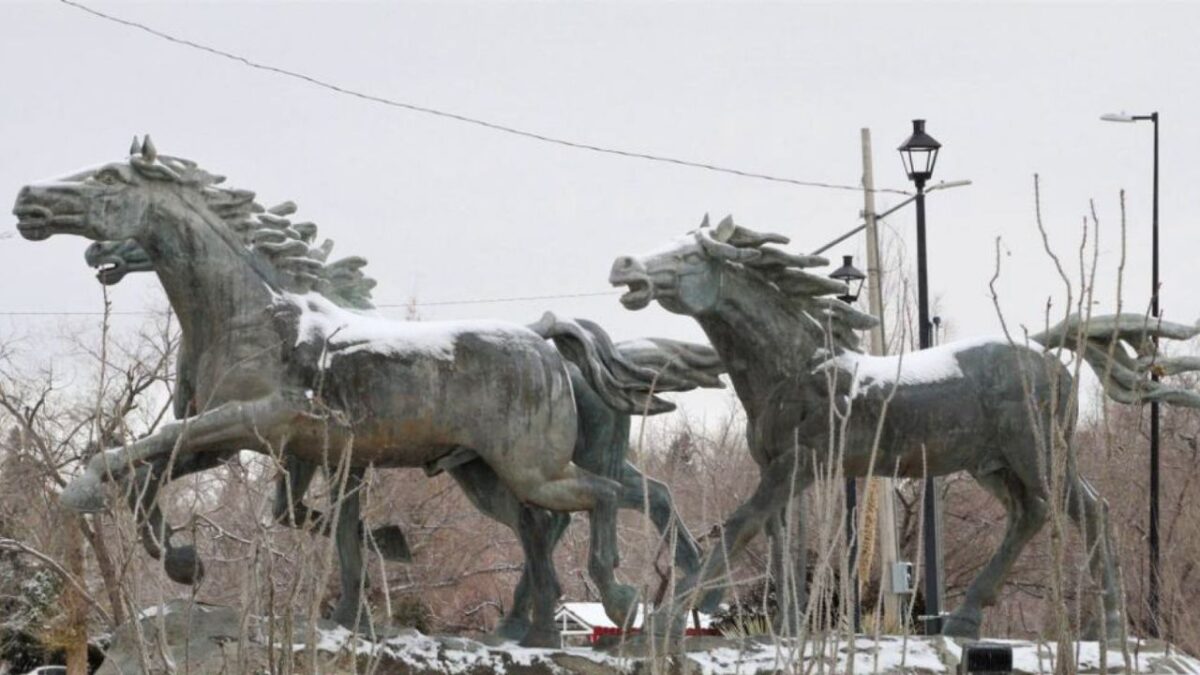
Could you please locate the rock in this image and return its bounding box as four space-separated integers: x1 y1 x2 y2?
96 600 245 675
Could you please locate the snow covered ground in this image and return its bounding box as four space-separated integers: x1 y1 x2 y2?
300 625 1200 674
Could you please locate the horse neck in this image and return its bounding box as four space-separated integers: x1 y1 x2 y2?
141 200 279 365
694 269 820 417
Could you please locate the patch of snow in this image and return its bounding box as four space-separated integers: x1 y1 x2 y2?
818 336 1007 398
283 625 1200 675
284 292 534 364
637 233 702 259
557 602 713 630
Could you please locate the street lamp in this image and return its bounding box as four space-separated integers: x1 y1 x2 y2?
899 118 944 634
829 255 867 304
829 254 867 632
1101 109 1161 637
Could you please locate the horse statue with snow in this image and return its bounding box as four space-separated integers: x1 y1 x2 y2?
84 229 722 643
12 137 716 646
609 215 1200 639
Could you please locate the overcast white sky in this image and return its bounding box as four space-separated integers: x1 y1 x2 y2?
2 1 1198 417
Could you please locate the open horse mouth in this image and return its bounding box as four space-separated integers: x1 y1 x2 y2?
610 273 653 310
93 260 125 285
609 256 655 310
86 240 152 285
14 204 82 241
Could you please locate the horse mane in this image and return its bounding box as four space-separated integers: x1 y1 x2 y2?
133 150 378 309
699 216 880 353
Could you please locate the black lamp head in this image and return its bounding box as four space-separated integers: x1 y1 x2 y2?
898 119 941 185
829 254 867 304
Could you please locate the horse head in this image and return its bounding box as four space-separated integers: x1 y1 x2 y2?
85 238 153 285
611 215 880 362
14 136 231 245
610 215 838 314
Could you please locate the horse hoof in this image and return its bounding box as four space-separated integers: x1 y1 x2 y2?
164 546 205 585
61 473 108 513
369 525 412 563
601 584 639 627
519 626 561 649
942 612 981 639
494 616 530 642
331 604 369 631
697 588 725 614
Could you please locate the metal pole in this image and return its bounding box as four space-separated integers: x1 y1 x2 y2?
915 178 943 634
1149 111 1161 638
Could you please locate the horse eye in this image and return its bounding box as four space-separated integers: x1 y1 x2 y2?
683 252 705 263
94 170 120 185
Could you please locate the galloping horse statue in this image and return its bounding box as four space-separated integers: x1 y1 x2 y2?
610 215 1200 639
85 231 722 643
12 137 711 646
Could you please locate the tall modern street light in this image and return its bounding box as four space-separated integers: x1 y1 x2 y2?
898 118 943 634
1101 110 1161 636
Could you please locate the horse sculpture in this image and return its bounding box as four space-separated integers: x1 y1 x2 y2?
89 227 722 643
12 137 711 646
610 215 1200 639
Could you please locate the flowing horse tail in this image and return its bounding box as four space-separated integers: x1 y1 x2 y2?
1030 312 1200 407
528 312 725 415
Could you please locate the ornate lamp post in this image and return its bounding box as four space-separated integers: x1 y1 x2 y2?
830 254 867 632
1101 110 1161 636
898 118 943 634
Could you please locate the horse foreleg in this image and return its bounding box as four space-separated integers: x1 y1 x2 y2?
329 467 369 631
273 457 412 563
62 394 302 512
943 469 1047 638
126 452 228 585
650 449 804 637
618 462 702 576
587 485 639 629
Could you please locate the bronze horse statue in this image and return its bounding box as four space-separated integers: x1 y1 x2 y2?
14 137 712 646
611 215 1200 639
90 223 721 642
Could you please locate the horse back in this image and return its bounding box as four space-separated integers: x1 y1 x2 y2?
286 326 577 468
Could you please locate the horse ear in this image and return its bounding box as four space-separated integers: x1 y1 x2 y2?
699 213 711 229
141 135 157 162
715 215 736 242
129 136 141 156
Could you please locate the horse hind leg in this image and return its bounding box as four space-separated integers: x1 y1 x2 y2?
1064 473 1123 640
493 511 569 642
522 463 621 512
447 459 566 646
943 468 1047 638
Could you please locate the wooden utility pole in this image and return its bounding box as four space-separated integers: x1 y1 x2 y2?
856 128 904 631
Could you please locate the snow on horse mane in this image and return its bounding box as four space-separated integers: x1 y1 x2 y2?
286 292 533 363
819 336 1008 398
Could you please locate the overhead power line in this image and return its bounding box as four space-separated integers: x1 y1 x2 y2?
58 0 909 196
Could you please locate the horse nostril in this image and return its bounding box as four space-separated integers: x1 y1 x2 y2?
617 256 634 268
